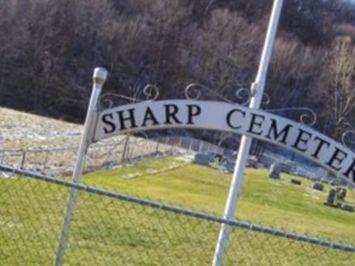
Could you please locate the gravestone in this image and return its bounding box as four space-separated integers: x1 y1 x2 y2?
320 178 330 184
209 153 222 168
193 153 212 166
329 179 340 186
341 204 354 212
336 187 347 200
326 189 337 206
220 161 235 174
209 153 223 164
247 156 261 169
326 188 353 211
291 179 302 186
313 182 324 191
103 161 115 170
269 163 281 179
279 162 292 174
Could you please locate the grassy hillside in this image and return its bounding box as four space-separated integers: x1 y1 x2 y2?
83 157 355 242
1 157 354 265
0 107 81 150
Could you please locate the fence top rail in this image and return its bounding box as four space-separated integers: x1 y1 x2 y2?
1 164 354 253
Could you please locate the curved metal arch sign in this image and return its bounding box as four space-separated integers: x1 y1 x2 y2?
94 100 355 186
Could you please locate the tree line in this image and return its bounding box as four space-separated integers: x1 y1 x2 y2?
0 0 355 141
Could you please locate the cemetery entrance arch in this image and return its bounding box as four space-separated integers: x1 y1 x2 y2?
94 100 355 187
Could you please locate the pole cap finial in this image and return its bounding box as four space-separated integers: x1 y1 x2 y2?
93 67 108 86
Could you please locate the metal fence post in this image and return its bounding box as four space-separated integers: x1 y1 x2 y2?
212 1 284 265
198 140 203 153
155 141 160 153
121 135 130 163
43 151 49 169
55 68 108 266
20 150 26 169
0 151 4 164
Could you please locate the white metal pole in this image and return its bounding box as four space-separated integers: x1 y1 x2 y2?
212 1 284 265
55 68 108 266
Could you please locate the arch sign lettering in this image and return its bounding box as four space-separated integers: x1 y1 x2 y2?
95 100 355 186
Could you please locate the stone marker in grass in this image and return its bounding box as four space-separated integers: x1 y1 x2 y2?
313 182 324 191
193 153 212 166
269 163 281 179
291 179 302 186
220 161 235 174
103 161 115 170
337 187 347 201
326 189 337 206
341 204 354 212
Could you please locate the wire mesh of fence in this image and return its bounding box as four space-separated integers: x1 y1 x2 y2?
1 134 333 189
0 136 223 177
0 166 354 266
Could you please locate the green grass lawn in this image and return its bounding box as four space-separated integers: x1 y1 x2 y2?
1 156 354 265
83 157 355 242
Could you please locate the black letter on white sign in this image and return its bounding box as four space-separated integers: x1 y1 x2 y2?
164 104 182 125
344 159 355 183
187 104 201 125
292 129 312 152
117 109 137 130
327 148 348 171
226 109 246 129
142 107 159 127
102 113 116 134
265 119 292 144
248 113 265 136
311 136 331 160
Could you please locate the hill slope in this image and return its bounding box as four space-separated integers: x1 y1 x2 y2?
0 107 81 150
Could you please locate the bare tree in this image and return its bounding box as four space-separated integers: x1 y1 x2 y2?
320 36 355 138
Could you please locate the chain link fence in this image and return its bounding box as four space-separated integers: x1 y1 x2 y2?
1 133 336 188
1 165 354 265
0 135 224 177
